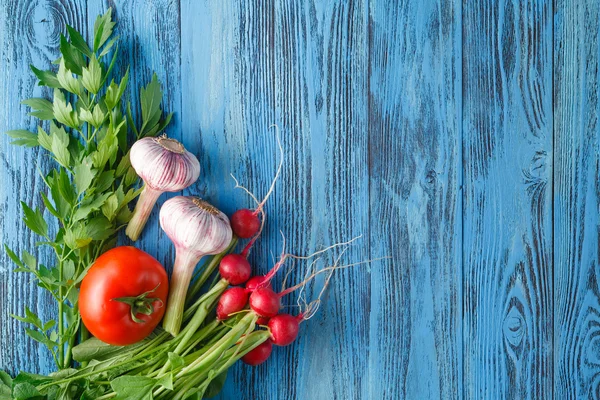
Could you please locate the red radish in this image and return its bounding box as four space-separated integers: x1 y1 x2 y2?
219 254 251 285
242 339 273 366
217 240 360 321
216 287 249 320
230 209 260 239
268 314 301 346
256 316 270 325
249 287 280 317
246 275 272 291
230 126 284 254
245 238 363 318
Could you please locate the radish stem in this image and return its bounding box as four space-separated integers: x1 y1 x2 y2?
176 313 256 377
158 279 228 374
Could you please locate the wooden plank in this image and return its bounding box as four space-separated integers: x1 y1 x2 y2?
554 1 600 397
367 0 462 398
0 0 88 375
462 1 553 398
180 1 371 399
85 0 181 265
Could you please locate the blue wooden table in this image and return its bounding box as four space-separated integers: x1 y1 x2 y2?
0 1 598 399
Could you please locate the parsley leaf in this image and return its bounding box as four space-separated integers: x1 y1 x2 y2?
30 65 61 88
138 73 171 137
56 59 81 95
52 89 79 130
66 24 92 57
93 9 116 52
5 130 38 147
21 202 48 238
73 159 96 195
59 35 85 75
22 98 54 120
81 54 102 94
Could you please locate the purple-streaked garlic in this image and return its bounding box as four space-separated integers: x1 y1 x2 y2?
160 196 233 336
125 135 200 241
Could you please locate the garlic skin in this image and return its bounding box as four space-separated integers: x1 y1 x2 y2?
160 196 232 258
160 196 233 336
130 136 200 192
125 136 200 241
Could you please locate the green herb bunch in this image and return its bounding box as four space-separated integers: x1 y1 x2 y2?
3 9 171 371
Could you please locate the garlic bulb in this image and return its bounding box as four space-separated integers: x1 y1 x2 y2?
160 196 233 336
125 135 200 241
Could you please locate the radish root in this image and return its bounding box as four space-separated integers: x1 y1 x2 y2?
263 235 362 287
298 248 348 321
280 255 390 297
231 125 284 257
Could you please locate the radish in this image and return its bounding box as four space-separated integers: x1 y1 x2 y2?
249 287 281 318
230 209 260 239
216 287 249 320
245 275 272 291
219 254 251 285
256 316 270 325
268 314 301 346
230 126 283 252
245 237 362 318
241 339 273 366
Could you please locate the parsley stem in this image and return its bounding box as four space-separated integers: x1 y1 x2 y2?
57 246 66 368
64 308 79 368
80 324 89 368
96 393 116 400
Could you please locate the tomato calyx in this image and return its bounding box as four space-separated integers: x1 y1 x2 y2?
112 283 164 324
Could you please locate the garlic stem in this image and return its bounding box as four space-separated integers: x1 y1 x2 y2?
163 249 202 336
126 186 162 241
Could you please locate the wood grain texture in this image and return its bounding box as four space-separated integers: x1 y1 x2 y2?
462 0 553 398
2 0 600 398
0 0 88 376
368 0 462 399
180 1 372 399
554 0 600 398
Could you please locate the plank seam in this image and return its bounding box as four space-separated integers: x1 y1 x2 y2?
551 1 555 399
459 0 465 398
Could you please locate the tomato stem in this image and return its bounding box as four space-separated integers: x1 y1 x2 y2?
113 283 164 323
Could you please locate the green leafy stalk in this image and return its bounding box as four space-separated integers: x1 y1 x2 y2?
4 8 171 371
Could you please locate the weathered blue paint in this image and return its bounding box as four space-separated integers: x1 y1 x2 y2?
554 1 600 398
462 0 553 398
0 0 598 399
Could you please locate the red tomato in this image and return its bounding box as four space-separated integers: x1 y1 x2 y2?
79 246 168 345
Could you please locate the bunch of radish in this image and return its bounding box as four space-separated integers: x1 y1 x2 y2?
216 203 357 367
202 133 357 367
